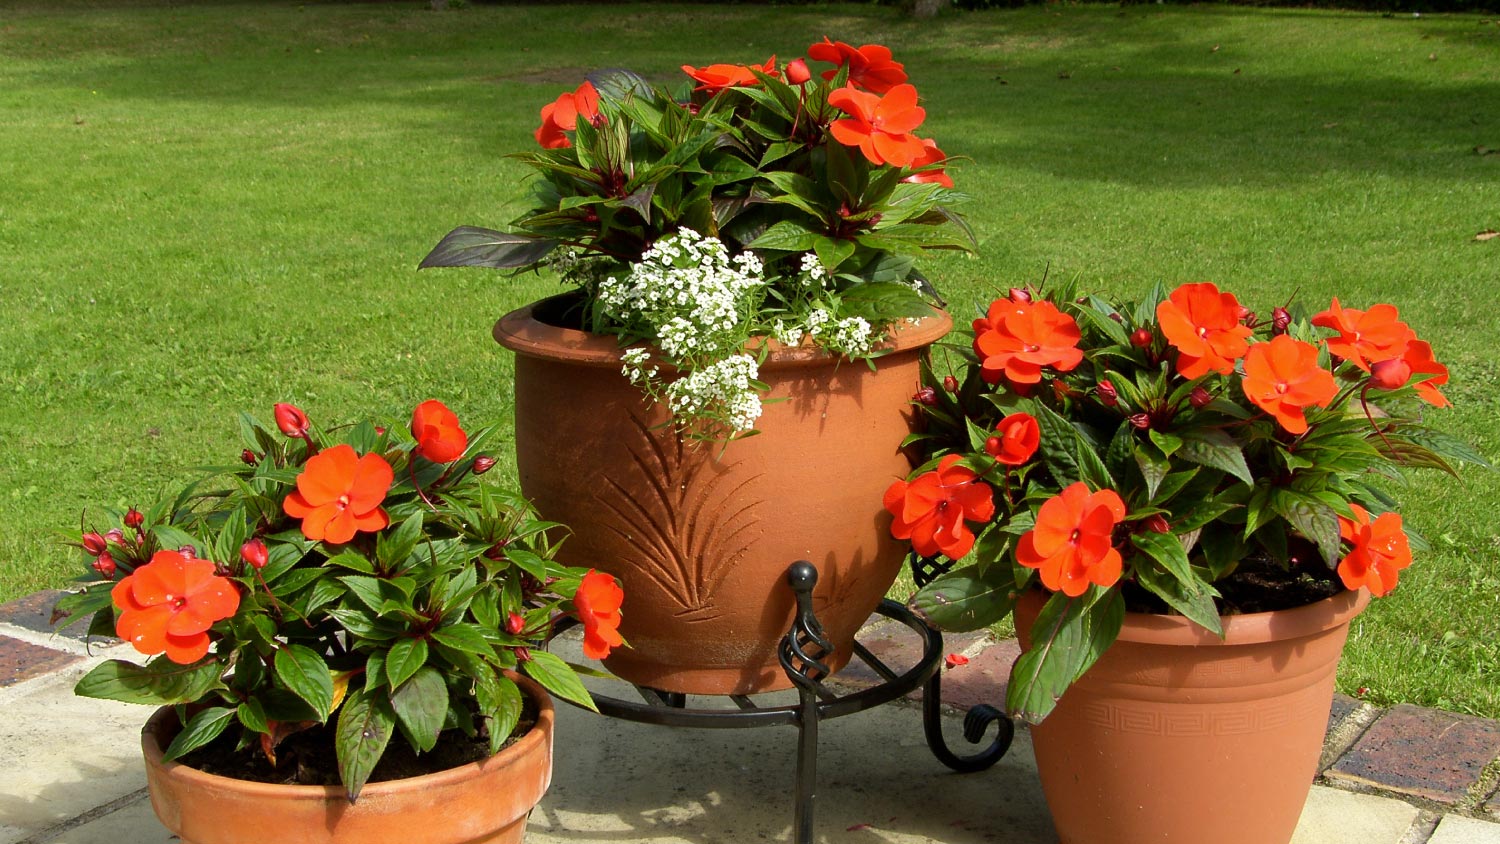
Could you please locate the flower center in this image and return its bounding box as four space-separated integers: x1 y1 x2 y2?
1276 382 1289 395
337 494 351 511
1070 529 1081 543
1197 326 1209 338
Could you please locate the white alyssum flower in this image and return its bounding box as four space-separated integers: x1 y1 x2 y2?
663 354 763 433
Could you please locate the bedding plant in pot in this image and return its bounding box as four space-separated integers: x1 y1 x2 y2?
421 39 972 694
886 281 1488 844
53 400 625 844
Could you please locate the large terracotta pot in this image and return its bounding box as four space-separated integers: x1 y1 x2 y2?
495 297 951 695
141 673 555 844
1016 586 1370 844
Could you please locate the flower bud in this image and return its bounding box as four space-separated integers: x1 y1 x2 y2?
1236 305 1254 322
374 426 386 436
473 455 497 475
514 646 532 663
1271 306 1291 336
1143 514 1171 534
984 436 1002 454
92 553 117 579
942 375 958 393
912 386 938 406
178 544 197 560
240 538 269 571
273 402 310 439
1129 413 1151 430
81 532 108 556
124 508 144 530
1190 386 1213 409
786 57 811 85
1130 328 1153 348
1371 357 1413 391
105 528 125 545
1008 287 1032 304
241 449 259 466
944 653 970 669
1097 380 1118 407
506 612 526 635
1052 380 1074 401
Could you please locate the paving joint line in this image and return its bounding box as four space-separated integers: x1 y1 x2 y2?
1458 755 1500 813
15 787 149 844
1318 701 1381 773
1396 810 1442 844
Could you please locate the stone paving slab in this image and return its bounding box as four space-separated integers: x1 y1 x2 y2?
0 636 81 688
1288 786 1421 844
1427 815 1500 844
1328 693 1360 735
1327 704 1500 805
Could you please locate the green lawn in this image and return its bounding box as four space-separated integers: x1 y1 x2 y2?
1 1 1497 715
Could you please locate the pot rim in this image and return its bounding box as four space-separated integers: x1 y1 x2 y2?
140 671 554 802
1020 586 1371 648
493 293 953 370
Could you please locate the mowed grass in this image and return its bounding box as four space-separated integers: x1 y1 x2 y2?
1 1 1497 714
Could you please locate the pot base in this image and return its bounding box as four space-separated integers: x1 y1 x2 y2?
602 643 855 696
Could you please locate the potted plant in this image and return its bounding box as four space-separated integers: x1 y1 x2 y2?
886 282 1488 844
420 40 972 694
53 400 625 844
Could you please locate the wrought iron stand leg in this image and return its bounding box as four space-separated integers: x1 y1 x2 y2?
780 561 834 844
921 657 1015 773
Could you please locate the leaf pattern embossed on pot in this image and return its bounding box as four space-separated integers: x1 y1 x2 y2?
594 411 763 616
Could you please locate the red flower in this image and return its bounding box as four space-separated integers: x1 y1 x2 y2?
274 402 309 439
944 653 970 669
827 83 927 168
985 412 1040 466
971 298 1084 386
681 56 777 94
411 399 468 463
535 81 602 150
1311 299 1415 373
882 454 996 559
1336 504 1412 597
111 549 240 664
283 444 393 544
806 38 908 93
575 570 625 660
903 138 953 189
1155 283 1254 379
1016 482 1127 597
1400 340 1450 408
1241 336 1339 434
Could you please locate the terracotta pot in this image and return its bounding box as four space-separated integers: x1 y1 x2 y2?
140 673 554 844
495 297 951 694
1016 586 1370 844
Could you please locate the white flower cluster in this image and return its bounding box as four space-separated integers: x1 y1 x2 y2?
619 347 658 382
806 308 874 358
798 252 829 288
664 354 763 433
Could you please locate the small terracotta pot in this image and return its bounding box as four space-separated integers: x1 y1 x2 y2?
140 673 554 844
1017 587 1369 844
495 297 951 694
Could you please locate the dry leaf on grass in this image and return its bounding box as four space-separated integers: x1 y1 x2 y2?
1476 230 1499 242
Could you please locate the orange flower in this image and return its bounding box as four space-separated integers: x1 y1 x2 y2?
985 412 1040 466
535 81 601 150
681 56 777 94
111 549 240 664
1016 482 1127 597
882 454 996 559
1400 340 1450 408
805 37 908 93
971 297 1084 386
903 138 953 189
411 399 468 463
575 570 624 660
1155 282 1254 379
1311 299 1415 373
1336 504 1412 597
827 83 927 168
1241 336 1339 434
283 444 393 544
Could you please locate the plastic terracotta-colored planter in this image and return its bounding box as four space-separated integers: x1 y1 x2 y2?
140 673 555 844
495 297 951 695
1016 586 1370 844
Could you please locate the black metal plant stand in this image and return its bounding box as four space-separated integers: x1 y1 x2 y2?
546 559 1015 844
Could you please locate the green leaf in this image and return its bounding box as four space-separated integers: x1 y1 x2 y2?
1271 489 1342 566
1133 565 1223 636
391 666 448 754
1148 429 1184 458
385 637 429 690
908 565 1017 632
1128 530 1198 591
474 672 524 756
275 644 335 720
324 552 375 574
377 511 424 570
522 650 596 712
237 698 270 736
746 220 819 252
1135 446 1169 501
161 707 235 763
1035 404 1114 490
430 623 493 656
336 686 396 802
1007 588 1123 725
419 226 556 270
74 657 225 706
1178 429 1254 486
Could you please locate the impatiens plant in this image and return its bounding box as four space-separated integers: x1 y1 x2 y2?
54 401 624 800
889 281 1488 723
422 38 972 436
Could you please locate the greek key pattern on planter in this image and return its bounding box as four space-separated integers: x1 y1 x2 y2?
593 411 763 622
1078 694 1327 736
